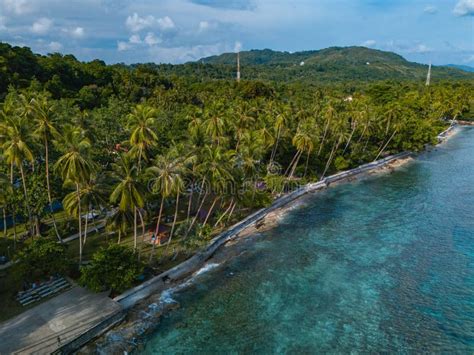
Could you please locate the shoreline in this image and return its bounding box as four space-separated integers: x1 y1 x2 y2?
77 125 460 354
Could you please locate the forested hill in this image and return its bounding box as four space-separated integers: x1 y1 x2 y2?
198 46 474 82
1 41 473 104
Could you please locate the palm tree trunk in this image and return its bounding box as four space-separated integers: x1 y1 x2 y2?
284 150 301 176
150 196 164 264
2 208 7 239
186 179 207 236
187 193 207 236
322 138 341 178
44 138 61 242
269 128 281 164
186 182 194 220
133 207 138 250
19 164 33 236
202 196 219 227
167 191 180 249
214 198 234 227
118 229 121 244
303 150 311 177
83 207 89 247
289 150 303 178
342 126 357 155
318 118 331 156
374 130 397 161
12 215 17 250
138 208 145 260
227 201 237 222
76 183 83 264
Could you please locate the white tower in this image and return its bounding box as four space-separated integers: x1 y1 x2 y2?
425 61 432 86
237 52 241 82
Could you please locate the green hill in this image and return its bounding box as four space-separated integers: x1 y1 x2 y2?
198 46 474 82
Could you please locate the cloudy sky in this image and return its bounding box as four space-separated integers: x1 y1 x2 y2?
0 0 473 65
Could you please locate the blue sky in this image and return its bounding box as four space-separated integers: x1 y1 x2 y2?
0 0 473 65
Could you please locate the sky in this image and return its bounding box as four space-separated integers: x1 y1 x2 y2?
0 0 473 65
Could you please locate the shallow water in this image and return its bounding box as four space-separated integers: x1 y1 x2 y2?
141 127 474 353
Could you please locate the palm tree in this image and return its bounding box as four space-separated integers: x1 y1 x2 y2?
110 154 145 250
127 104 159 167
318 100 338 156
287 128 313 178
106 209 133 244
0 172 11 239
147 148 187 262
269 104 289 165
0 114 35 234
54 126 94 263
202 102 227 147
29 94 62 241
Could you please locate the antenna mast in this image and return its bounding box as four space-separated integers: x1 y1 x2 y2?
237 51 241 82
425 61 431 86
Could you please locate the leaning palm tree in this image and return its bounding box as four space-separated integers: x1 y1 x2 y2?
54 126 94 264
147 148 187 262
0 114 35 234
110 154 145 250
127 104 159 167
28 94 62 241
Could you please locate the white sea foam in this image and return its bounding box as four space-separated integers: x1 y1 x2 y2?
194 262 220 277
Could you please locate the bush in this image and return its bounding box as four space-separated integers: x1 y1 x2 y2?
79 244 144 294
15 238 69 281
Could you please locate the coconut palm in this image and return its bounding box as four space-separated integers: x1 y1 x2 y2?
0 172 11 239
287 128 314 178
54 126 94 263
110 154 145 250
147 148 187 262
28 94 62 241
106 209 133 244
0 114 35 234
127 104 159 167
202 102 227 147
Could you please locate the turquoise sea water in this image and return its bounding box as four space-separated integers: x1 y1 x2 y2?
141 127 474 353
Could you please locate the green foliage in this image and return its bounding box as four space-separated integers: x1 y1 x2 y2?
15 238 69 281
334 156 350 171
79 244 144 293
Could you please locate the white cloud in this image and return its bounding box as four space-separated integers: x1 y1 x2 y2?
411 44 431 54
148 43 226 63
129 34 141 44
126 13 155 32
157 16 175 31
362 40 376 47
48 41 62 51
125 13 175 33
465 54 474 63
198 20 218 32
31 18 52 35
71 27 84 38
199 21 210 31
117 41 131 51
144 32 161 46
423 5 437 14
454 0 474 16
2 0 31 15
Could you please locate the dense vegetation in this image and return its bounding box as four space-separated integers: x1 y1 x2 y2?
0 42 472 300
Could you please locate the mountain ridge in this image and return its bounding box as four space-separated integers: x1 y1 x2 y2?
196 46 473 82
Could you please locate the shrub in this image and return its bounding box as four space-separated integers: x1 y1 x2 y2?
15 238 69 281
79 244 143 294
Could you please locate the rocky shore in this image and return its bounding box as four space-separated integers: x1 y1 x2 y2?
79 152 417 354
